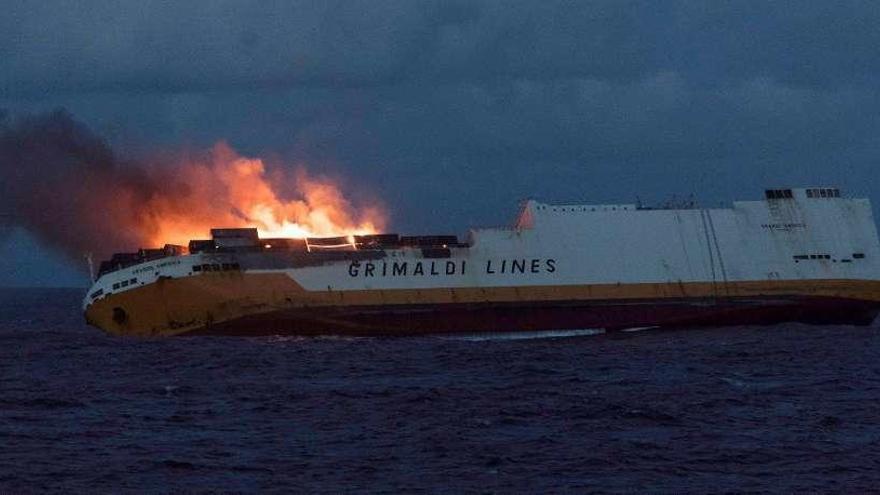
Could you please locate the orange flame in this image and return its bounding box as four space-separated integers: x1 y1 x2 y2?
137 143 384 247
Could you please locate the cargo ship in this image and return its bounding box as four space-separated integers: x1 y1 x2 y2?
84 187 880 337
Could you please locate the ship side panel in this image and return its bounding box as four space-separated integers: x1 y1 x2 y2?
84 192 880 337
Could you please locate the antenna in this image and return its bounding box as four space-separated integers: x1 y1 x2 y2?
85 252 95 282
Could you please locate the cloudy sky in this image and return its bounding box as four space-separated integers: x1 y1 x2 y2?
2 0 879 286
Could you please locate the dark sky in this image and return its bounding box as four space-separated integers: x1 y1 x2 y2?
2 0 880 286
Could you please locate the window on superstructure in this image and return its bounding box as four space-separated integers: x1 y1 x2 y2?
765 189 791 199
192 265 202 272
806 190 814 198
854 253 865 259
112 283 120 289
820 189 828 198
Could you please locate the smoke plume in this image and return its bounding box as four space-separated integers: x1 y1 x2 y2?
0 109 385 265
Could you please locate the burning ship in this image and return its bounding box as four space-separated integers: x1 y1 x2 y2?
84 187 880 337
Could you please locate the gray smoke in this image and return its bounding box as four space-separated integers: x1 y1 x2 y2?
0 109 161 264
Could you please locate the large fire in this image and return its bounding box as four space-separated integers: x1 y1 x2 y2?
0 110 387 264
138 143 384 247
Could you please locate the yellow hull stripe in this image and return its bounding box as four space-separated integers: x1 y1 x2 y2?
84 273 880 337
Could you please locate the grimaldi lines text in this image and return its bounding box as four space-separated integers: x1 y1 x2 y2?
346 258 557 278
84 186 880 337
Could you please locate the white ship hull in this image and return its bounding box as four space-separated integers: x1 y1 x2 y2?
83 187 880 337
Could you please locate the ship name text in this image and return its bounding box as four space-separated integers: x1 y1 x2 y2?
347 258 556 278
132 259 182 274
761 222 806 231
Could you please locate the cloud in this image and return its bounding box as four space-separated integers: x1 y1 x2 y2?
3 1 880 95
3 1 880 285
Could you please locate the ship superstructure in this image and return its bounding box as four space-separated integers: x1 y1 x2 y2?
84 187 880 337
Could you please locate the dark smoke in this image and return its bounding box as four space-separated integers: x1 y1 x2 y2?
0 109 160 264
0 110 387 269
